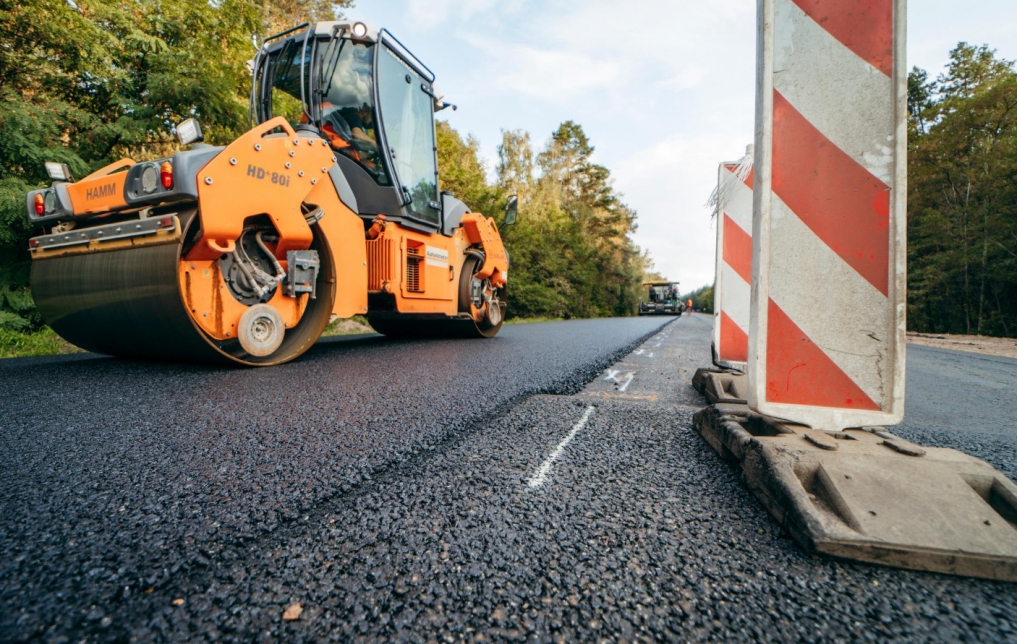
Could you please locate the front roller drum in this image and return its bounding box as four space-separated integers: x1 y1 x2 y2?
30 216 335 366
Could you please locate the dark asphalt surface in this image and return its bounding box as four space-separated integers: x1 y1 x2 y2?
2 315 1017 642
896 345 1017 483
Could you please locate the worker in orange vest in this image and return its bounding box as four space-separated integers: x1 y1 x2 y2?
687 299 693 313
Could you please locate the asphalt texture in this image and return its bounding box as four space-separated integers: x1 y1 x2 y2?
2 314 1017 642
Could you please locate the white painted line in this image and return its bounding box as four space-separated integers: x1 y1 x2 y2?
647 352 654 358
634 349 645 356
618 372 635 392
527 406 596 488
603 369 620 383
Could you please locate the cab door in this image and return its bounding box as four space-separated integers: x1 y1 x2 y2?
374 35 442 231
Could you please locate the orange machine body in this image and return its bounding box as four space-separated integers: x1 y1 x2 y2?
64 159 135 216
170 119 508 338
26 18 514 366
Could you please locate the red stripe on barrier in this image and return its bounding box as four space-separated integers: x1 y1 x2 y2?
719 311 749 363
790 0 893 77
724 164 755 189
772 90 890 296
722 214 753 284
766 299 879 410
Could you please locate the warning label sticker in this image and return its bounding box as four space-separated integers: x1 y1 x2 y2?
425 246 449 267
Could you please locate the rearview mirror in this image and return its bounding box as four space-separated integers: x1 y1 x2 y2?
504 195 518 226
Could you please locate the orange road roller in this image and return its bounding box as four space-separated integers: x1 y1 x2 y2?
25 21 514 366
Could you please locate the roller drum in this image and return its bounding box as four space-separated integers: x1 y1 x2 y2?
31 216 335 366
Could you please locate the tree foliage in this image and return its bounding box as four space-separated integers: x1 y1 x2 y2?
683 284 713 314
908 43 1017 337
0 2 646 333
0 0 350 329
496 122 645 318
437 120 648 319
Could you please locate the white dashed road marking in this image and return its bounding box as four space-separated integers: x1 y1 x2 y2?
527 406 596 488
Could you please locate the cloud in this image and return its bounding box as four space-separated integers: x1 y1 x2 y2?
615 132 752 289
405 0 500 28
461 36 624 100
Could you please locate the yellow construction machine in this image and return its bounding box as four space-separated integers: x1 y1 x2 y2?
25 21 514 366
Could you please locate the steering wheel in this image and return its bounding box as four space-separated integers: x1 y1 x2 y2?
350 138 388 182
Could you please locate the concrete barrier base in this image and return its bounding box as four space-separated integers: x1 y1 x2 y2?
692 372 1017 582
692 367 748 404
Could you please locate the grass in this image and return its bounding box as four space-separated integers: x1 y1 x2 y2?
0 327 83 359
0 315 569 359
321 315 375 337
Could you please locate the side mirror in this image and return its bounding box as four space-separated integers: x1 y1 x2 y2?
175 118 204 146
504 195 518 226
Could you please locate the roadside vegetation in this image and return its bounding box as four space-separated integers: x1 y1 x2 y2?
0 0 649 358
684 285 714 314
437 121 646 320
682 43 1017 338
908 44 1017 338
0 327 80 359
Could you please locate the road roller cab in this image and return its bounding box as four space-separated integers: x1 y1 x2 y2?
25 21 512 366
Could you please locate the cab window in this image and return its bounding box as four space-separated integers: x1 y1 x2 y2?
376 46 439 224
317 40 390 185
263 39 312 127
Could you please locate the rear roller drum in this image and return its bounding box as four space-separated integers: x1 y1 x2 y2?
367 256 505 339
457 255 504 338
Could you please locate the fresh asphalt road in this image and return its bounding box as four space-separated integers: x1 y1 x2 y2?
1 315 1016 642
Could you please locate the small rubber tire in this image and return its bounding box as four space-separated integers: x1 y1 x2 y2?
238 304 285 357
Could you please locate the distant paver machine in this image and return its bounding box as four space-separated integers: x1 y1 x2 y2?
638 281 684 316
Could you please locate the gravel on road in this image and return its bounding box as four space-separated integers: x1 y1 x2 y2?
2 314 1016 642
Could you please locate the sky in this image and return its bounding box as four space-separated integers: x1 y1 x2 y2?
353 0 1017 291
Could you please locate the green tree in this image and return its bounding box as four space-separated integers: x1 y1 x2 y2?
435 120 502 220
908 43 1017 337
684 285 714 314
492 122 644 319
0 0 352 329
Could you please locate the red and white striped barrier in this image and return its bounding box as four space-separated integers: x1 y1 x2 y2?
712 151 754 371
749 0 907 430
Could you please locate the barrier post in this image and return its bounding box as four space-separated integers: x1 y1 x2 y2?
749 0 907 430
712 148 754 371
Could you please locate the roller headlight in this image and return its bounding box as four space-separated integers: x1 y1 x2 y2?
352 22 368 38
141 165 159 193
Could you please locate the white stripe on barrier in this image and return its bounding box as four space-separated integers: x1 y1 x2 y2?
772 0 894 184
720 261 751 333
724 170 754 233
769 194 889 405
